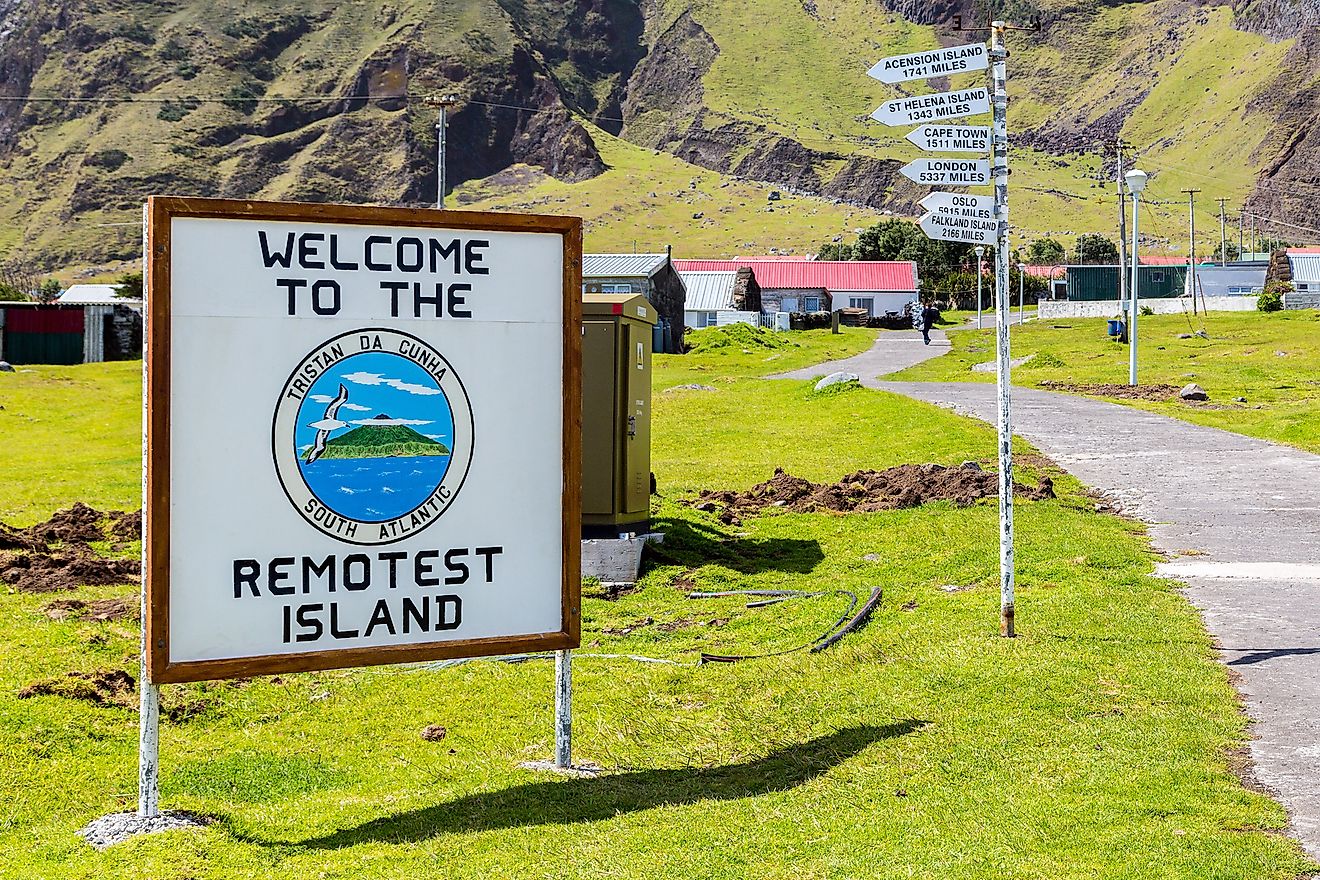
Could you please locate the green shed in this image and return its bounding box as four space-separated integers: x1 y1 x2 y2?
1064 265 1188 301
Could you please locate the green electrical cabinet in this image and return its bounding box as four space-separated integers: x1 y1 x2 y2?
581 293 657 535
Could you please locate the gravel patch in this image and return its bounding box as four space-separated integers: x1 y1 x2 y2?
77 811 210 849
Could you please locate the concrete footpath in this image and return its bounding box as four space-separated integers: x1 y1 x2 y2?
777 330 1320 857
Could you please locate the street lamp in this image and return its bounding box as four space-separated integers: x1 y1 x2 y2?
974 245 985 330
1125 169 1148 386
1017 261 1026 325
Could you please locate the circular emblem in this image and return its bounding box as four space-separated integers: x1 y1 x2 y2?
272 329 474 545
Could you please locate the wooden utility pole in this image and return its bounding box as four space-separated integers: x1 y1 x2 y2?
1183 189 1200 315
425 94 459 209
1218 198 1228 265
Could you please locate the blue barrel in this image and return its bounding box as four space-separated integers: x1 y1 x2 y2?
653 320 665 353
1107 319 1122 337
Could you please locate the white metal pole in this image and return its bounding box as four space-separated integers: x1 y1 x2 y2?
138 201 160 819
991 22 1014 638
975 246 984 329
554 648 572 769
1129 191 1140 386
138 673 160 817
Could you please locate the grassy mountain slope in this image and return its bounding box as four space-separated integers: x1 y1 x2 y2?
0 0 1312 268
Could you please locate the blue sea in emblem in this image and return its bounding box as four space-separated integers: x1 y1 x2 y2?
293 349 456 522
298 454 451 522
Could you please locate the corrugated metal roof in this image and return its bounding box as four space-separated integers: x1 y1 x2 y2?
678 271 739 310
672 259 917 292
1191 266 1266 296
1136 255 1187 265
1287 247 1320 255
1288 254 1320 284
582 253 669 278
57 284 137 305
1024 265 1065 279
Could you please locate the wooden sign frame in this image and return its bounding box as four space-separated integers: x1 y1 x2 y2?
144 197 582 683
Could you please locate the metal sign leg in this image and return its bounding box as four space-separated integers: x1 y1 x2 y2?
554 648 572 769
138 663 160 818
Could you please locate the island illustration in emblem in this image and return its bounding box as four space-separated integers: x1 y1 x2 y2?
293 350 455 524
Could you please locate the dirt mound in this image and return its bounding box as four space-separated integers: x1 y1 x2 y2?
0 504 142 592
2 503 142 548
1 551 139 593
42 597 139 622
690 465 1054 524
1039 381 1179 402
108 510 142 542
18 669 136 709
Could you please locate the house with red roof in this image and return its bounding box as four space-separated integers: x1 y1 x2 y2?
673 259 919 319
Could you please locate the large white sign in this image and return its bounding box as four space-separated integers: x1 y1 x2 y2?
900 158 991 186
145 198 581 682
871 87 989 127
906 124 991 153
920 210 998 245
867 43 989 85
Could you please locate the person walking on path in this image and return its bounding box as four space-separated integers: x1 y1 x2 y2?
920 302 940 345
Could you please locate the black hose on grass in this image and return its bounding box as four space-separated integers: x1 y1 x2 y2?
688 587 882 663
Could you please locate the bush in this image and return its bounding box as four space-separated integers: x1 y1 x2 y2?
1258 281 1290 312
685 323 794 354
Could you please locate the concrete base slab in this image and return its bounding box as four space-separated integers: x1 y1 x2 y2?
518 759 605 777
77 811 210 850
582 535 662 586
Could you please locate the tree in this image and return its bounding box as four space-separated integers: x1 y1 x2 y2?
816 241 854 261
34 278 61 304
0 261 39 300
1256 236 1292 255
114 271 143 299
851 218 976 288
1213 240 1241 262
1074 233 1118 264
0 282 27 302
1025 238 1065 265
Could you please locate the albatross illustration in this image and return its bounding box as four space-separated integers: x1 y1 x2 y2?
304 383 350 464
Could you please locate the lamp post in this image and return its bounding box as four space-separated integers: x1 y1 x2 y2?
974 245 985 330
1017 261 1025 324
1125 169 1148 386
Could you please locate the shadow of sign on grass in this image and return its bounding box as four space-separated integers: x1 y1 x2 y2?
644 515 825 576
282 722 923 848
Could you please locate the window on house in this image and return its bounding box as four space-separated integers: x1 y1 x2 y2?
1152 271 1165 283
804 296 822 312
600 282 633 294
849 297 874 315
1298 283 1310 291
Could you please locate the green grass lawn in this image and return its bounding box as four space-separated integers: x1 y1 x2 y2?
892 309 1320 455
0 331 1315 878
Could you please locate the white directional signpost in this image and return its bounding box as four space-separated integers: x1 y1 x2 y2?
906 124 991 153
867 43 988 84
870 31 1016 637
136 197 583 820
870 86 989 127
900 158 991 186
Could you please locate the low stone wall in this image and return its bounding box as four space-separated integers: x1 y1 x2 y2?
1283 292 1320 310
1039 296 1258 320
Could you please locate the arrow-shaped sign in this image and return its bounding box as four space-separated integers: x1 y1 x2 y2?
871 87 990 127
919 192 995 215
867 43 989 85
906 124 991 153
900 158 991 186
919 211 997 246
